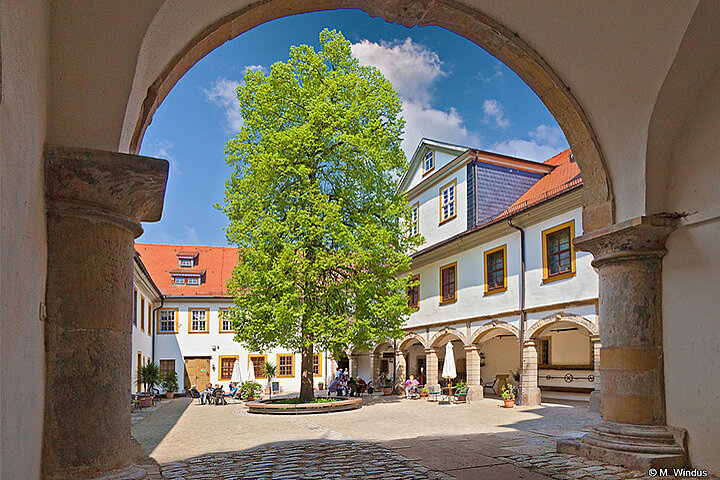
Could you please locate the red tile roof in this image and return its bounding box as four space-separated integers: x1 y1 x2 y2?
135 244 239 297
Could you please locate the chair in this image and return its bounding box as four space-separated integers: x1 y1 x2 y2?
212 388 226 406
427 384 441 401
483 377 498 395
189 388 202 405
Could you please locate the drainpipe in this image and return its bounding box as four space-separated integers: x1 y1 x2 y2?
151 296 165 363
507 217 526 405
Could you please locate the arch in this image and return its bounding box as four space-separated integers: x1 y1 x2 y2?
372 341 393 355
526 312 599 339
398 332 427 351
124 0 613 231
428 327 467 348
469 321 520 345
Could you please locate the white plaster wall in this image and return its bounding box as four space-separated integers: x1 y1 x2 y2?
406 149 464 192
155 299 328 393
356 354 371 382
477 337 520 388
545 330 591 365
0 1 48 478
409 167 467 249
524 208 598 309
130 287 155 391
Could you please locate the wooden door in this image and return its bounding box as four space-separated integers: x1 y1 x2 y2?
183 357 211 391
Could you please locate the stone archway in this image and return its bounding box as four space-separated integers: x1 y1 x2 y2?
469 321 520 345
526 312 599 339
428 327 467 348
124 0 614 232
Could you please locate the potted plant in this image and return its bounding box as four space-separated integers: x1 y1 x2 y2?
455 381 468 402
501 384 516 408
137 362 161 406
239 381 262 401
161 370 179 399
317 382 324 390
420 386 428 398
382 380 392 396
262 361 277 400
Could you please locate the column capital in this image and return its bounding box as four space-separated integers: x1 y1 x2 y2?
590 335 601 343
45 144 169 238
424 348 438 355
463 345 480 352
574 215 679 267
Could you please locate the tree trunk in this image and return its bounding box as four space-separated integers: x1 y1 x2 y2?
299 343 315 402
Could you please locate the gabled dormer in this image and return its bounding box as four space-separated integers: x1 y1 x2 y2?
173 251 203 286
398 139 470 194
176 251 198 268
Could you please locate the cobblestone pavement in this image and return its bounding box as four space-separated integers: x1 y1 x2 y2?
134 397 717 479
160 440 433 480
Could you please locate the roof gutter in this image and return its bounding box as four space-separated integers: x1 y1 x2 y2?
507 216 526 406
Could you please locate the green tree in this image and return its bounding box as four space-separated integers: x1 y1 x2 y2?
220 29 421 401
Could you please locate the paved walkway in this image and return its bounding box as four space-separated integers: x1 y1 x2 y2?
131 395 700 479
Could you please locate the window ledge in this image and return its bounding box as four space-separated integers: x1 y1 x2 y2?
484 287 507 296
422 167 435 177
157 331 177 335
439 298 457 306
438 215 457 226
188 331 209 334
542 271 576 284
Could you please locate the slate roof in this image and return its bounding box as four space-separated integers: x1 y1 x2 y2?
472 162 545 224
135 244 239 297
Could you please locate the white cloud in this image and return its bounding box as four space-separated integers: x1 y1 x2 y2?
482 99 510 128
204 78 243 132
243 65 268 75
144 138 181 175
351 38 477 156
478 65 504 83
182 226 200 244
489 124 567 162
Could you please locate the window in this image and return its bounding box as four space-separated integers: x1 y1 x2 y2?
172 276 186 285
439 180 456 224
409 202 419 237
140 296 145 331
158 309 177 334
484 245 507 294
132 289 137 326
186 276 199 285
159 359 175 378
539 338 550 366
189 308 209 333
219 308 233 333
440 262 457 305
277 354 294 377
313 354 321 377
249 355 267 379
147 301 152 336
179 258 192 268
219 356 238 381
407 275 420 309
422 150 434 174
542 220 576 282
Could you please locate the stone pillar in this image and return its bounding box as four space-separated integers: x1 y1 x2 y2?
425 348 439 388
558 216 687 470
348 355 358 378
464 345 483 400
42 145 168 480
521 340 542 406
369 353 379 386
589 335 602 412
394 351 406 382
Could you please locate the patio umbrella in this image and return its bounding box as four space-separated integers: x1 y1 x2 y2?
246 360 256 382
442 342 457 399
230 360 243 383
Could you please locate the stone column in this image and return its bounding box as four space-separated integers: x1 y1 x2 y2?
589 335 602 412
558 216 687 470
394 350 406 382
348 355 358 378
425 348 439 388
464 345 483 400
369 353 379 386
521 339 542 406
42 145 168 480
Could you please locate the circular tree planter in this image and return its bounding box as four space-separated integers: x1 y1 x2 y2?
247 397 362 415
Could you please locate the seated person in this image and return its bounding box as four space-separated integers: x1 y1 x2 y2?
212 384 226 405
348 377 359 397
228 382 239 397
356 377 367 394
404 375 420 398
328 378 341 395
201 383 213 405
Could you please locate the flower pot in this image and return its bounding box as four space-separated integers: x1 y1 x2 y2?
458 394 467 403
420 392 427 398
382 387 392 396
140 396 153 408
503 399 515 408
166 392 175 399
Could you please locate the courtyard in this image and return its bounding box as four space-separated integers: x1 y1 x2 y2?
130 395 680 479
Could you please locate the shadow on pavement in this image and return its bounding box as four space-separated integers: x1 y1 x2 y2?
132 397 192 454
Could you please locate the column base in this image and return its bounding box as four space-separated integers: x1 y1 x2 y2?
589 390 601 412
521 386 541 406
557 422 687 471
467 385 483 401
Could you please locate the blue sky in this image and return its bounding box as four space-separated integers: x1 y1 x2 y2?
138 9 568 247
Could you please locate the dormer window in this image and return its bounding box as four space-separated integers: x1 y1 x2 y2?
177 251 198 268
172 276 186 285
423 150 435 175
186 277 199 285
179 258 192 268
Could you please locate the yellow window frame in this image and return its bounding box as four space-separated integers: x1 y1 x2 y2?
218 355 239 381
541 220 576 283
157 308 178 334
188 308 210 334
439 261 457 305
484 244 508 295
438 179 457 225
